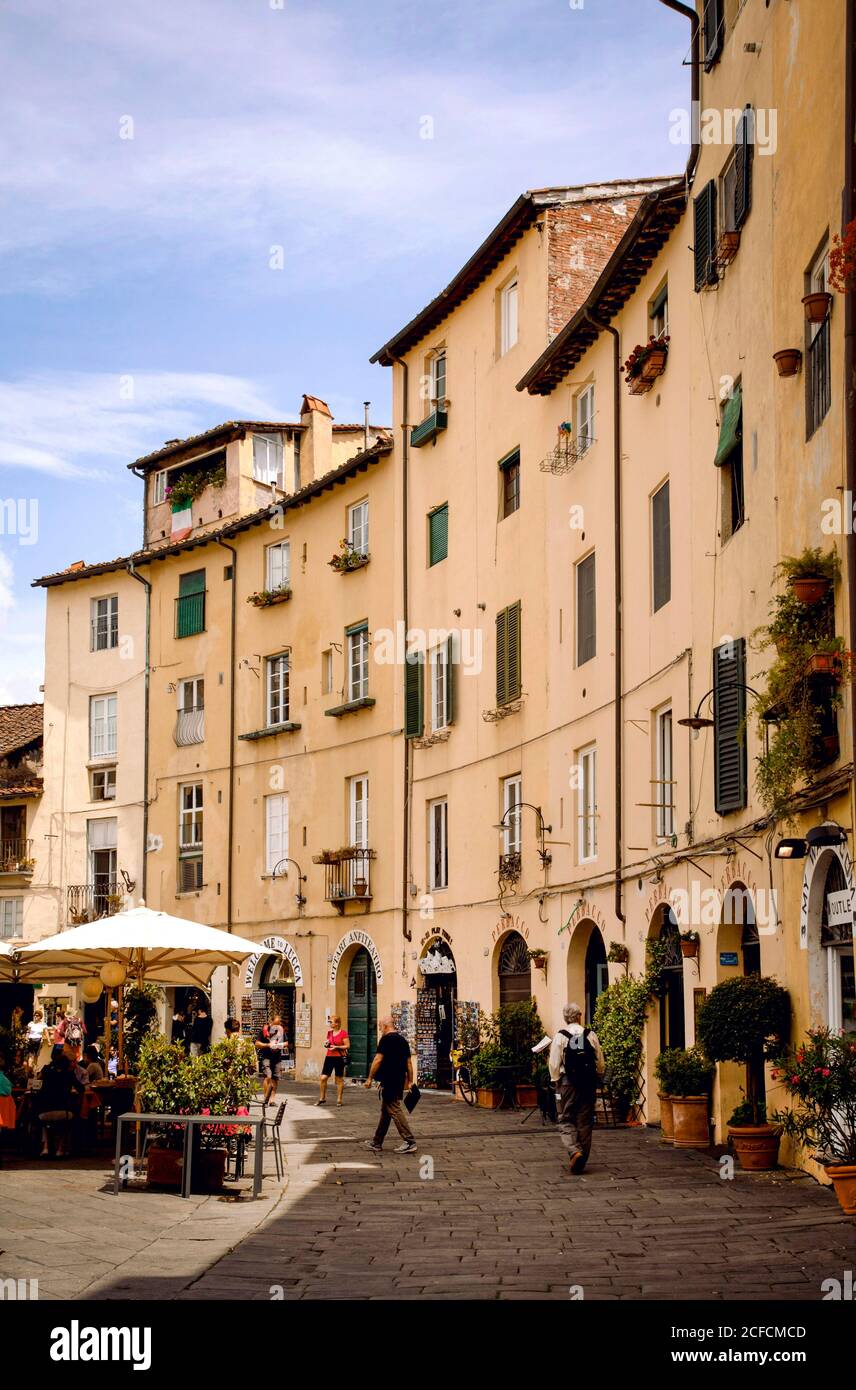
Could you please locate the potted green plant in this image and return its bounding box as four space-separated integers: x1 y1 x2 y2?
773 1029 856 1213
527 947 549 970
653 1047 683 1143
679 930 700 959
606 941 629 966
593 974 650 1122
328 539 370 573
246 585 292 608
472 1001 544 1107
662 1048 715 1148
775 547 839 606
696 975 790 1170
469 1043 510 1108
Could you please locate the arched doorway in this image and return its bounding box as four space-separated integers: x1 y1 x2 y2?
716 884 761 981
819 855 856 1035
417 940 457 1088
498 931 531 1006
567 918 608 1025
346 947 378 1078
657 907 685 1050
258 957 296 1067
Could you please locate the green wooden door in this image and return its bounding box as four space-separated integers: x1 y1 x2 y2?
346 948 377 1078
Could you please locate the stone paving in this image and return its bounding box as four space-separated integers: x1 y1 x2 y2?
2 1081 855 1301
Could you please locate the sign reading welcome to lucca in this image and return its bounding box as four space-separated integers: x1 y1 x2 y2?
244 936 304 988
329 929 384 985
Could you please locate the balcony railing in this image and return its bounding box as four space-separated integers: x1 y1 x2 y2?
67 881 123 924
174 707 205 746
0 839 34 874
317 847 374 910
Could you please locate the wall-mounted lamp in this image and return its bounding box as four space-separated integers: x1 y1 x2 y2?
774 838 807 860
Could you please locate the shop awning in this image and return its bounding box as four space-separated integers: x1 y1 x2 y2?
714 386 743 467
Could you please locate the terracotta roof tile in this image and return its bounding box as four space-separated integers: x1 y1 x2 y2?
0 704 43 759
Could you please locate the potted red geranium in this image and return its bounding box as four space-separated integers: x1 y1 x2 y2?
773 1029 856 1214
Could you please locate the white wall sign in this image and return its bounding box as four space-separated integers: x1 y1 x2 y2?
329 929 384 986
827 888 853 928
800 838 855 950
243 935 303 988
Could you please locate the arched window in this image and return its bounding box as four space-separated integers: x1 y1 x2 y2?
498 932 531 1006
657 908 685 1050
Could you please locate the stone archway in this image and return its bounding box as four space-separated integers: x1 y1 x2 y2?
417 939 458 1088
802 842 856 1034
715 882 760 1126
567 918 608 1025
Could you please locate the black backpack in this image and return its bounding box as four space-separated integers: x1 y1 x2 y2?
560 1027 598 1091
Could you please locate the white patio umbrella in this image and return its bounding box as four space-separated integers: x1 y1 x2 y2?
16 904 276 989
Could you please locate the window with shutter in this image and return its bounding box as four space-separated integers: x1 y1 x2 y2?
428 504 449 565
652 481 671 612
703 0 724 70
499 450 520 518
445 632 455 725
714 639 747 815
496 602 521 705
734 107 754 230
176 570 206 638
576 554 596 665
405 651 424 738
693 181 718 292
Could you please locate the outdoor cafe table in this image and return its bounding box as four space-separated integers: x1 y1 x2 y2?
113 1112 265 1199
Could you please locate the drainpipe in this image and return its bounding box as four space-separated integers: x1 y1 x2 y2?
845 0 856 804
657 0 701 188
583 309 625 927
127 562 151 900
217 538 238 934
393 358 411 944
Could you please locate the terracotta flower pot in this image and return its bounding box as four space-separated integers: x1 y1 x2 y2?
679 939 699 959
658 1093 675 1144
825 1163 856 1215
146 1145 227 1192
790 575 831 605
354 878 368 897
803 291 833 324
515 1084 538 1107
773 348 802 377
671 1095 711 1149
476 1088 502 1109
728 1123 780 1171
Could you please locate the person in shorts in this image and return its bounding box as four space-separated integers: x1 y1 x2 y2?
256 1016 287 1106
315 1016 350 1107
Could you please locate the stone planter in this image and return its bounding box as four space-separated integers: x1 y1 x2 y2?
825 1163 856 1215
671 1095 710 1149
728 1123 780 1171
658 1093 675 1144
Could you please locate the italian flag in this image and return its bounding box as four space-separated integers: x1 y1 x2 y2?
171 502 193 542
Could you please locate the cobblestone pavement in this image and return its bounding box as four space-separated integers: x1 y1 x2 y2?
3 1082 855 1302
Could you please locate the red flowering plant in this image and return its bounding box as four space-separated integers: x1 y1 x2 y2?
829 217 856 294
622 335 670 383
771 1029 856 1166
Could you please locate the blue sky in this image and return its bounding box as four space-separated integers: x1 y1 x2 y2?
0 0 689 701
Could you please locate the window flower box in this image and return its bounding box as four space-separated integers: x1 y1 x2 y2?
716 229 740 267
246 586 292 608
623 337 669 394
328 541 370 573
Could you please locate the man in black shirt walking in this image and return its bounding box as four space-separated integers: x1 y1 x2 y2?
363 1017 417 1154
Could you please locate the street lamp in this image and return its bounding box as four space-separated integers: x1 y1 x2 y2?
494 802 553 867
271 858 308 909
677 683 763 732
774 822 849 859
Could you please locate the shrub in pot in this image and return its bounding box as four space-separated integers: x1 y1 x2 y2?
773 1029 856 1212
593 974 650 1122
471 1001 545 1106
663 1048 715 1148
653 1047 686 1143
469 1043 510 1107
696 974 791 1170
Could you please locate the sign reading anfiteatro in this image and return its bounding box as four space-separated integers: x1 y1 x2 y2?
328 929 384 985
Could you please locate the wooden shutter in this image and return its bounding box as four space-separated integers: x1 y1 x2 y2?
445 633 455 725
703 0 724 70
652 481 671 612
404 652 424 738
496 608 508 706
714 639 747 815
429 505 448 565
693 181 718 292
577 555 596 664
507 602 521 701
734 107 754 230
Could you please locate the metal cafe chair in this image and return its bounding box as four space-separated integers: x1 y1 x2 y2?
239 1099 287 1180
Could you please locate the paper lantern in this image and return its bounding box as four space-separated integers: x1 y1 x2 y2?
80 978 104 1003
99 962 127 989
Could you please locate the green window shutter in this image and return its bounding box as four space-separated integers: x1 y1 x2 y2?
714 638 747 815
507 601 521 700
428 505 448 566
714 387 743 467
734 107 754 230
577 554 596 665
703 0 724 70
404 652 424 738
445 633 455 725
652 481 671 613
177 569 206 638
693 181 718 292
496 608 508 706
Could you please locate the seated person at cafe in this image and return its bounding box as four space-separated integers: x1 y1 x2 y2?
0 1054 12 1098
82 1045 105 1082
37 1048 84 1158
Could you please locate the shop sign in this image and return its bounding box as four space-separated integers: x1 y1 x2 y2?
491 913 529 944
827 889 853 928
243 935 304 988
329 929 384 986
719 952 739 967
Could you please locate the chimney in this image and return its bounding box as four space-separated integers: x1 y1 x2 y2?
299 395 333 485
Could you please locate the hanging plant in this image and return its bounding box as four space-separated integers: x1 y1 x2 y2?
165 462 226 511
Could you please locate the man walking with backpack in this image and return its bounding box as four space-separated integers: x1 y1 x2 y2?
549 1002 605 1174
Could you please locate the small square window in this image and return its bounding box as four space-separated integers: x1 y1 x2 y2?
91 767 117 802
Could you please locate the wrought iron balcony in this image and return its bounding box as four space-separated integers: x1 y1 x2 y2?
0 839 34 875
174 706 205 746
67 881 123 924
314 847 375 912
